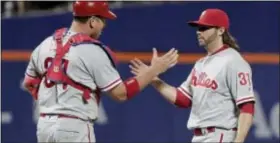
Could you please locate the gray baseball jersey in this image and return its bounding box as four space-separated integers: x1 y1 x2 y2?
25 30 122 121
178 47 255 130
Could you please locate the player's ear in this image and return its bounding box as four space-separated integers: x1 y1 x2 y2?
89 18 95 29
89 16 101 29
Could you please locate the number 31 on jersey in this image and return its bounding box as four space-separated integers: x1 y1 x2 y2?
238 72 251 86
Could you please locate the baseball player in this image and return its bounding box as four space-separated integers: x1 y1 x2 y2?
130 9 255 143
22 1 178 142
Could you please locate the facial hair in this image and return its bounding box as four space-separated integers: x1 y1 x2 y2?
204 30 218 47
197 32 217 47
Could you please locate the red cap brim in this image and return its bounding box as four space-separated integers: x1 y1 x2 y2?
102 10 117 20
187 21 216 27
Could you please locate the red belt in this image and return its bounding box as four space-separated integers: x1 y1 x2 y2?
40 113 95 123
194 127 237 136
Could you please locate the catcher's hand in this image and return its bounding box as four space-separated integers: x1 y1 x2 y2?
23 76 41 100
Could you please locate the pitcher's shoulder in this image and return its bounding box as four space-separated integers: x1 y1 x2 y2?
225 48 250 67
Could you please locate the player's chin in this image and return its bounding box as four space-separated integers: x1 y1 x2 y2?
198 41 205 47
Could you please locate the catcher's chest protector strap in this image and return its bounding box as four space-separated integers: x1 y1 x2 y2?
46 28 116 104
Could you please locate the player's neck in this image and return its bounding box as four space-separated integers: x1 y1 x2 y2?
69 22 90 36
206 39 224 55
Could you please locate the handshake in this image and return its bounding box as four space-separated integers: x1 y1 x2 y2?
129 48 178 78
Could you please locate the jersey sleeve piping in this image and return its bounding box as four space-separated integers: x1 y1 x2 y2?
236 95 255 105
100 78 122 92
25 73 38 78
177 87 192 100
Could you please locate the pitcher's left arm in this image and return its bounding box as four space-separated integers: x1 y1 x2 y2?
226 59 255 143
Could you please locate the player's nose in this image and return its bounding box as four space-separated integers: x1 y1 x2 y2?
196 30 202 37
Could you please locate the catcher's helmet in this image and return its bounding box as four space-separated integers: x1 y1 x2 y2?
72 1 117 20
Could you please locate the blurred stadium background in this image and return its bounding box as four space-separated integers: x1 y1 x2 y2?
1 1 279 143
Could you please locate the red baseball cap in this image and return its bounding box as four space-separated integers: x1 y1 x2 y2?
188 9 229 29
72 1 117 20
